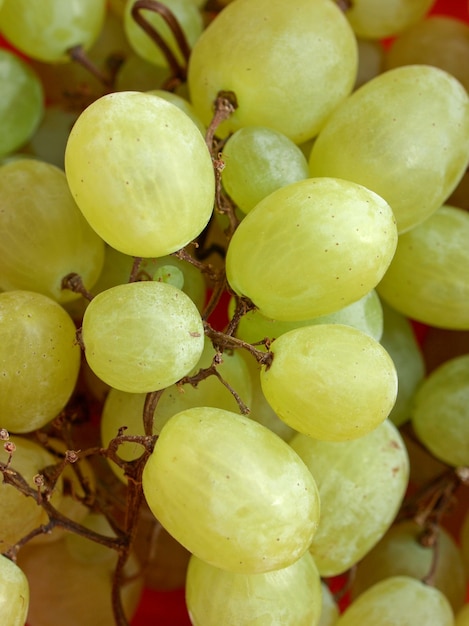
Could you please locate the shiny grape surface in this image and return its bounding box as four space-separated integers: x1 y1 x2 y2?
0 554 29 626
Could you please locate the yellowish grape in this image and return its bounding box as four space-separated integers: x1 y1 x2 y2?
343 0 435 39
188 0 358 143
260 324 397 441
336 576 454 626
0 436 63 550
309 65 469 233
0 159 105 304
351 520 467 613
226 177 397 322
319 582 339 626
65 91 214 258
0 0 107 62
0 291 81 433
0 554 29 626
290 420 409 576
81 281 205 393
377 205 469 329
186 551 322 626
411 354 469 467
456 605 469 626
142 407 321 574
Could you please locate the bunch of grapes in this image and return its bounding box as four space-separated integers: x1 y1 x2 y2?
1 0 469 625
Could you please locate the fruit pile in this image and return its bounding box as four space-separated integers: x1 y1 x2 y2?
1 0 469 625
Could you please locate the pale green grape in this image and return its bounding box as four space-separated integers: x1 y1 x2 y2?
0 291 81 433
351 520 467 613
226 177 397 322
65 91 215 258
342 0 435 39
377 205 469 329
93 244 206 313
241 352 296 442
27 107 79 170
336 576 454 626
81 280 204 393
146 89 206 135
456 605 469 626
379 302 426 427
401 429 449 489
0 436 63 550
309 65 469 233
100 336 253 481
0 0 107 62
115 52 171 91
0 554 29 626
319 582 339 626
188 0 358 143
411 354 469 467
124 0 203 68
231 289 383 348
186 551 322 626
355 38 385 89
142 407 320 574
220 126 309 214
0 159 105 304
290 420 409 576
385 16 469 93
0 49 44 159
16 538 143 626
260 324 397 441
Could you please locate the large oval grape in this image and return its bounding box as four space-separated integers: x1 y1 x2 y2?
65 91 214 258
226 177 397 322
142 407 320 574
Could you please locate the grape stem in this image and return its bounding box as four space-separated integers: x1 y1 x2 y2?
67 45 114 89
203 320 274 369
131 0 191 82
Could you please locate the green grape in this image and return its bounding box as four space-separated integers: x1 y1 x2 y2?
309 65 469 233
0 554 29 626
16 538 143 626
0 49 44 159
336 576 454 626
0 436 63 550
401 429 449 489
146 89 206 135
456 605 469 626
100 336 253 481
187 0 358 143
319 582 339 626
0 159 105 304
290 420 409 576
185 551 322 626
65 513 118 564
91 244 207 314
115 52 172 91
384 16 469 93
26 107 80 170
241 352 296 442
123 0 204 68
81 280 205 393
0 0 107 63
411 354 469 467
220 126 309 214
142 406 321 574
0 291 81 433
351 520 467 613
231 289 383 348
379 302 426 427
377 205 469 329
342 0 435 39
226 177 397 322
260 324 397 441
65 91 215 258
355 38 385 89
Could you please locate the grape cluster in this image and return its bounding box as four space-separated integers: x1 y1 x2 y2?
1 1 469 625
